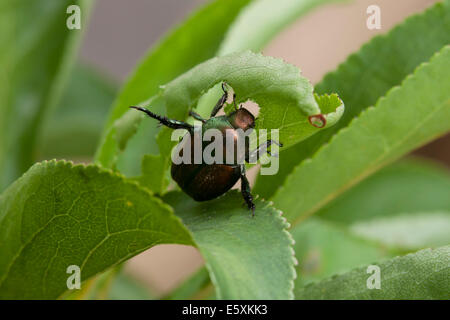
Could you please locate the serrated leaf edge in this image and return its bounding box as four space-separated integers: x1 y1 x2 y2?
275 44 450 227
295 245 450 296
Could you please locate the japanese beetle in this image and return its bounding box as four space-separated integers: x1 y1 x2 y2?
130 83 281 215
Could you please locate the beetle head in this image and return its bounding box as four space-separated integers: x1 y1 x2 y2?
228 107 255 131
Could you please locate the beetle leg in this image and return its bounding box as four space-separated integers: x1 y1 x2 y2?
130 106 193 131
239 164 255 216
246 140 283 162
189 110 206 123
210 82 230 117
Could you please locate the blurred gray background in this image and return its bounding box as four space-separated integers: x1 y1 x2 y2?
81 0 205 81
78 0 446 296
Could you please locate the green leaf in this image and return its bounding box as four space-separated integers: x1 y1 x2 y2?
86 268 154 300
162 51 343 146
291 159 450 288
273 45 450 225
135 154 171 195
107 273 154 300
61 266 154 300
164 267 212 300
317 158 450 224
39 63 117 159
0 0 92 191
163 191 296 300
291 162 450 287
350 212 450 251
96 0 347 180
135 51 343 160
0 160 193 299
165 216 394 299
254 0 450 198
295 246 450 299
291 217 394 288
193 0 349 135
95 0 253 166
218 0 347 55
103 51 343 193
313 158 450 251
0 161 296 300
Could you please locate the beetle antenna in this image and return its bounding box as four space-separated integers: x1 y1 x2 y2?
130 106 162 121
130 106 193 131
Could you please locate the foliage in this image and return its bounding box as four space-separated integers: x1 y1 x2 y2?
0 0 449 300
0 0 92 191
295 246 450 299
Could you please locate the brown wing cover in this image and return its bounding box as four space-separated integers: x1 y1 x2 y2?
170 124 242 201
171 163 240 201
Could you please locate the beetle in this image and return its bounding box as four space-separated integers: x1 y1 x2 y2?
130 83 282 216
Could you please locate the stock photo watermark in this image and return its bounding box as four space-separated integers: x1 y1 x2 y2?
66 265 81 290
66 5 81 30
367 5 382 30
366 265 381 289
170 126 282 175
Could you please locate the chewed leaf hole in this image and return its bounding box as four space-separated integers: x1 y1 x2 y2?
308 114 326 128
